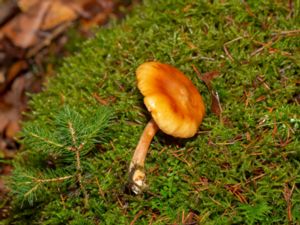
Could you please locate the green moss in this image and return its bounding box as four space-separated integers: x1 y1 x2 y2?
7 0 300 224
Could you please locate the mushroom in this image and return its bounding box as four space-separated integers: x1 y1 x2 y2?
129 61 205 194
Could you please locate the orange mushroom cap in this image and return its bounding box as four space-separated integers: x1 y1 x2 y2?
136 62 205 138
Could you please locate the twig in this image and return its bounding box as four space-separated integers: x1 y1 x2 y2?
245 173 265 185
223 44 234 61
275 30 300 36
209 196 223 207
250 36 280 57
192 64 201 77
287 0 294 18
223 36 243 61
130 210 144 225
171 152 191 167
242 0 255 18
68 122 89 208
95 177 105 198
283 183 296 223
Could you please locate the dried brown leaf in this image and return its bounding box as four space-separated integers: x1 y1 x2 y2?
0 76 26 135
210 90 222 117
4 75 26 106
6 60 28 84
192 66 222 117
5 121 20 139
0 0 18 26
41 1 77 30
255 95 266 103
80 13 108 31
1 1 51 48
225 184 248 203
18 0 40 12
200 71 220 88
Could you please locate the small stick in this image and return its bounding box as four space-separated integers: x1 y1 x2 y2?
275 29 300 36
68 122 89 208
130 210 144 225
283 183 296 223
250 36 279 57
223 36 243 61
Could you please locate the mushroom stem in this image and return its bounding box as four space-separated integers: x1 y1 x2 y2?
129 118 159 194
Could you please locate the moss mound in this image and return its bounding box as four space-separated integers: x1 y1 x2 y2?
7 0 300 224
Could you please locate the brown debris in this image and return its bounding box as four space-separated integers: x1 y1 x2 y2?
225 184 248 203
242 0 255 18
250 35 280 57
92 92 116 105
130 210 144 225
1 1 52 49
192 65 223 118
283 183 296 223
40 1 77 30
223 36 243 61
180 211 199 225
0 1 19 26
18 0 40 12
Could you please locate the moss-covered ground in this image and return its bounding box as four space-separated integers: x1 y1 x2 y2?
4 0 300 224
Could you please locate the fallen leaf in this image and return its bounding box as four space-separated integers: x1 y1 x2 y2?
255 95 266 102
200 71 220 88
0 104 20 136
202 71 222 117
0 76 25 135
65 1 91 19
5 121 20 139
0 102 14 133
6 60 28 84
4 74 26 106
41 1 77 30
210 90 222 117
0 68 5 83
1 1 51 48
0 0 18 26
80 12 108 31
192 65 222 117
18 0 40 12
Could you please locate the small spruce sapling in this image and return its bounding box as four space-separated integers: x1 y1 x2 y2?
10 106 113 208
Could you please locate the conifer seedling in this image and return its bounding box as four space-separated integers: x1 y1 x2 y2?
11 106 112 207
129 62 206 194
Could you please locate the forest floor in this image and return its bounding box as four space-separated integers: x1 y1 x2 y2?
1 0 299 224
